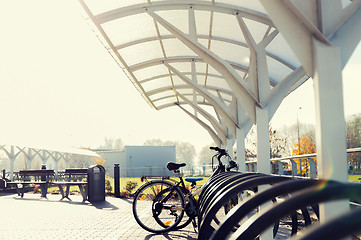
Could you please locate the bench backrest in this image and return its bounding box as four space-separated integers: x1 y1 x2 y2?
64 168 88 175
19 170 55 177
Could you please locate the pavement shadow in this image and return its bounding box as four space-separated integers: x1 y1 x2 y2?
90 200 119 210
144 232 197 240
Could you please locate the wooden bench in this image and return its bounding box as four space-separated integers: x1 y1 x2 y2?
53 168 88 202
7 169 55 198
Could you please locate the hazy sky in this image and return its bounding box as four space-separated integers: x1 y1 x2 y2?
0 0 360 154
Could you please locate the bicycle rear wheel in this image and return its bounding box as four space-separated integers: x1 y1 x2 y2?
132 180 185 233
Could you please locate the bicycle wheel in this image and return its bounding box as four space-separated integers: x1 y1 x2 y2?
132 180 185 233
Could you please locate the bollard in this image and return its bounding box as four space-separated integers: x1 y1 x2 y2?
41 164 47 198
114 164 120 198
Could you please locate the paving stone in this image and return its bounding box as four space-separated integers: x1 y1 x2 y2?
0 193 197 240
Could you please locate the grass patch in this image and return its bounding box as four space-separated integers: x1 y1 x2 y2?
348 175 361 182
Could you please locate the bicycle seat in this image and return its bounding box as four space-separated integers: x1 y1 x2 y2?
185 178 203 183
167 162 186 171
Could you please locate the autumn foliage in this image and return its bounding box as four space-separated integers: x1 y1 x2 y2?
291 135 316 175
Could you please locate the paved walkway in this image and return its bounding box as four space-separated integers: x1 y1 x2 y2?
0 193 197 240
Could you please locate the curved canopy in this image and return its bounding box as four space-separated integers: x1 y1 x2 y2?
79 0 310 146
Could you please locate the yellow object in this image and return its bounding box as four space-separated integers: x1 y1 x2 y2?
164 221 171 226
140 195 146 201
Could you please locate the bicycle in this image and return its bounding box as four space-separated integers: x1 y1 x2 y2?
132 147 238 233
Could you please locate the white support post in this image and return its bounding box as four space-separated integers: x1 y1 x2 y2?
256 106 273 240
277 161 284 175
313 38 349 221
226 138 235 159
9 146 15 181
25 148 39 170
256 106 271 174
309 158 317 179
236 127 246 172
290 159 298 177
1 146 22 181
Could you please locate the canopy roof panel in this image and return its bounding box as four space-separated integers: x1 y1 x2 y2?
79 0 308 140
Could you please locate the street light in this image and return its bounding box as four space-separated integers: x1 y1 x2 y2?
297 107 302 175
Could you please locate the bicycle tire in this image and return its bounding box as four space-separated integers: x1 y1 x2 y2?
132 180 185 233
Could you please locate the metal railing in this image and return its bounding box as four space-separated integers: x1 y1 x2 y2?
245 147 361 178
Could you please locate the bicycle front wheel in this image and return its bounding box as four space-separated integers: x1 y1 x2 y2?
132 180 185 233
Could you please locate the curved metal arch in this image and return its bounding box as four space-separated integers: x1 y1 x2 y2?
129 56 249 73
156 100 214 110
151 94 230 106
146 84 233 98
131 56 279 87
139 72 223 84
116 35 296 71
95 1 274 27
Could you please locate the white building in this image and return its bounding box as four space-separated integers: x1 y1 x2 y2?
95 146 176 178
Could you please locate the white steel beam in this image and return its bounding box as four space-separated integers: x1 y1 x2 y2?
129 56 249 74
176 92 228 143
267 66 307 120
147 9 258 123
116 34 296 71
0 146 24 181
259 0 329 76
313 38 348 221
164 62 238 138
95 1 274 26
329 4 361 68
176 103 222 147
255 106 271 174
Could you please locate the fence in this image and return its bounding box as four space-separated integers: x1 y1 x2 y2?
245 147 361 178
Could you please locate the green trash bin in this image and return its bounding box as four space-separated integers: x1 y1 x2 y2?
87 165 105 202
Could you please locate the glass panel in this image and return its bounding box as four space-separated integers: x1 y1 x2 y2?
157 10 188 34
210 41 250 69
207 65 220 76
134 65 169 80
243 18 270 45
168 62 191 73
141 77 172 92
149 90 173 100
267 57 293 84
266 33 301 68
84 0 147 15
215 0 267 14
162 38 196 57
212 12 245 42
206 76 232 91
195 10 212 36
153 96 177 107
172 75 186 85
119 41 163 66
102 13 156 46
176 88 193 96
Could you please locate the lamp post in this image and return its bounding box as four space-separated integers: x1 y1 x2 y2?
297 107 302 175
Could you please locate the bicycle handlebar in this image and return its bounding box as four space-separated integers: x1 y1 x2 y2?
210 146 227 154
210 146 238 171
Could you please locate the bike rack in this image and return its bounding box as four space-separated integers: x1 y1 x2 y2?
197 173 361 240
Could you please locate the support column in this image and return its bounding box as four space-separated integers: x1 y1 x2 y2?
256 106 271 174
313 39 348 221
26 148 39 170
1 146 22 181
226 138 234 159
236 128 246 172
64 154 71 168
256 107 272 240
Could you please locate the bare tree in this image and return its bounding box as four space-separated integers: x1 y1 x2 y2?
198 144 215 167
98 137 124 150
144 139 196 166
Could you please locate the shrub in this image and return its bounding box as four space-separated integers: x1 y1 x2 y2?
124 181 137 194
105 176 112 193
